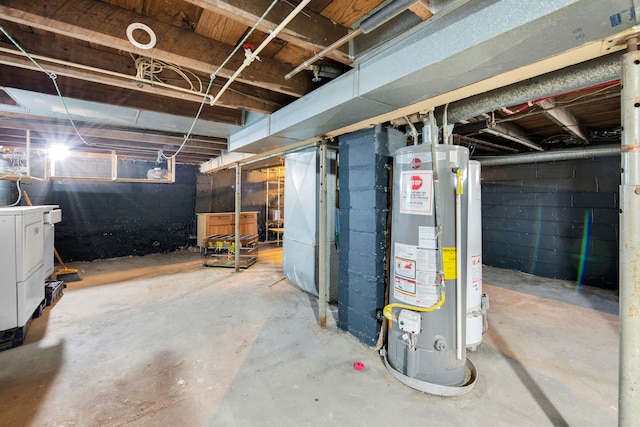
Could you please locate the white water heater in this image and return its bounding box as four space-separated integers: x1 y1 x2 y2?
383 142 476 395
466 161 484 351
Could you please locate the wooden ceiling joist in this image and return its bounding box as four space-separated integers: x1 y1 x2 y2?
0 116 226 147
0 66 243 125
183 0 351 65
0 0 313 97
0 29 282 114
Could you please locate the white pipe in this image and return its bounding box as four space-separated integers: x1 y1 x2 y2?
0 46 215 104
619 38 640 426
285 29 362 80
477 146 619 166
455 172 463 361
211 0 311 107
425 111 444 278
25 129 31 178
443 103 449 144
318 143 328 327
404 116 419 145
111 151 118 180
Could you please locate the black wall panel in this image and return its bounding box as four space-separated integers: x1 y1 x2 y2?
17 162 198 262
481 156 619 289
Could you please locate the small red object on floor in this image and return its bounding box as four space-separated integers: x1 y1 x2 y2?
353 361 365 371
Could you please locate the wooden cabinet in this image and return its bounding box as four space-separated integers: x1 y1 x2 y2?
196 212 258 247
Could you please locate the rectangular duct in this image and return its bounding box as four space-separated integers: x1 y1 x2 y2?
282 147 338 301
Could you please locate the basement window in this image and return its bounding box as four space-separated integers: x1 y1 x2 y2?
49 151 175 183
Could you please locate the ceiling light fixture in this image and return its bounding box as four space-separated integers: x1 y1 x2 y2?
126 22 157 50
48 144 70 161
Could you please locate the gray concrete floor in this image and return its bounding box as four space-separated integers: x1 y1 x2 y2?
0 245 619 426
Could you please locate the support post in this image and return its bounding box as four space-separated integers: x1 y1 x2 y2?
318 143 328 327
25 129 31 178
112 151 118 181
235 163 241 272
619 38 640 426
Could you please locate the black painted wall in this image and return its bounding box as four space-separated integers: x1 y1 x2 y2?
338 125 405 346
481 156 619 289
196 168 269 240
14 162 198 262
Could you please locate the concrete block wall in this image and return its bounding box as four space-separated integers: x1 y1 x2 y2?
19 162 198 262
338 125 405 346
481 156 619 289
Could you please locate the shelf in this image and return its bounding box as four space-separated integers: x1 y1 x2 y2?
196 212 258 247
201 234 259 268
264 165 284 244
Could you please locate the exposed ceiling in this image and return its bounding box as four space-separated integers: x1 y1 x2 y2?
0 0 632 167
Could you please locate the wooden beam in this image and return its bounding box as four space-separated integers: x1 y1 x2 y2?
184 0 351 64
0 115 221 164
0 0 313 97
0 129 223 154
65 138 222 156
0 30 282 114
0 132 222 157
0 129 220 164
0 65 244 125
409 1 434 20
0 114 228 149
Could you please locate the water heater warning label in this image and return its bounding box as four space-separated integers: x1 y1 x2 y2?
399 171 433 215
394 242 439 308
395 258 416 280
442 248 457 280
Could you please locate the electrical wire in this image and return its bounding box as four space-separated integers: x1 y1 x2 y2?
0 0 280 162
130 50 281 106
0 149 29 178
0 25 95 149
3 178 23 207
133 56 205 93
0 25 184 158
498 81 620 120
161 0 280 161
531 81 620 106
